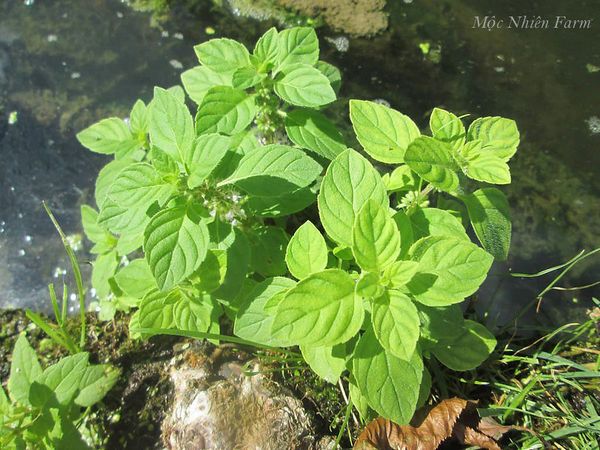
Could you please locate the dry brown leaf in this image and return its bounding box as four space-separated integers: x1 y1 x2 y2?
354 397 520 450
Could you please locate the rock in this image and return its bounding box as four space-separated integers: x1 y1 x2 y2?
162 348 333 450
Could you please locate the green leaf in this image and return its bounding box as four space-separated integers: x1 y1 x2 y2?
137 288 217 333
91 250 118 298
410 207 469 241
254 27 279 66
431 320 496 371
315 61 341 94
181 66 232 105
105 163 175 210
300 343 347 384
149 87 195 163
352 199 401 272
382 165 418 192
8 335 42 404
404 136 459 193
114 259 156 298
209 222 250 303
462 188 511 261
356 272 384 299
74 364 120 407
285 109 346 160
248 226 289 277
130 99 149 136
95 158 136 207
381 260 419 288
467 116 519 160
167 85 186 103
195 86 256 135
271 269 364 347
232 66 265 89
276 27 319 70
352 327 423 424
274 64 335 107
81 205 116 254
407 236 493 306
98 198 149 235
349 100 420 163
77 118 139 156
417 304 464 345
429 107 465 150
193 249 227 293
194 38 250 74
220 144 322 196
245 186 316 218
372 290 420 360
144 204 210 290
37 353 89 405
286 221 328 279
234 277 296 346
187 133 231 188
393 210 414 259
460 140 511 184
318 149 387 247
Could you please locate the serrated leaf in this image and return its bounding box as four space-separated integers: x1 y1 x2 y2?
95 158 136 207
105 163 175 210
461 188 511 261
461 140 511 184
407 236 493 306
245 186 316 218
232 66 265 89
37 353 89 405
144 204 210 290
97 198 149 235
286 221 328 279
187 133 231 188
381 260 419 288
410 207 469 241
352 327 423 424
77 118 139 156
91 250 118 299
195 86 257 135
137 288 216 333
404 136 459 193
285 109 346 160
8 335 43 405
417 303 464 346
349 100 420 164
194 38 250 74
430 107 465 150
277 27 319 70
193 249 227 293
356 272 384 299
149 87 195 163
181 66 232 105
431 320 496 370
353 199 401 272
318 149 387 247
130 99 149 136
393 210 414 259
114 259 156 298
382 165 418 192
81 205 116 254
372 290 420 360
274 64 335 107
234 277 296 346
271 269 364 347
254 27 279 66
315 61 341 94
300 343 347 384
220 144 322 196
74 364 120 407
468 116 519 160
248 226 289 277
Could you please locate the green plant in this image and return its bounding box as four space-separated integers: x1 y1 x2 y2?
77 27 520 425
0 335 119 449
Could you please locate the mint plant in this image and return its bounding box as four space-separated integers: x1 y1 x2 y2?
77 27 519 425
1 335 119 449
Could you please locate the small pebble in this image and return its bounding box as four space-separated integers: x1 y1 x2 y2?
47 34 58 42
169 59 183 70
71 72 81 79
173 32 183 40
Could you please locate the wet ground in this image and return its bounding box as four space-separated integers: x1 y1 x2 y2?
0 0 599 330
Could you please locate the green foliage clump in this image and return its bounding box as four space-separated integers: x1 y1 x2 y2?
77 27 520 425
0 335 119 449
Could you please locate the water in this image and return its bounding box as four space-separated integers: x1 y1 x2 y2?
0 0 598 330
